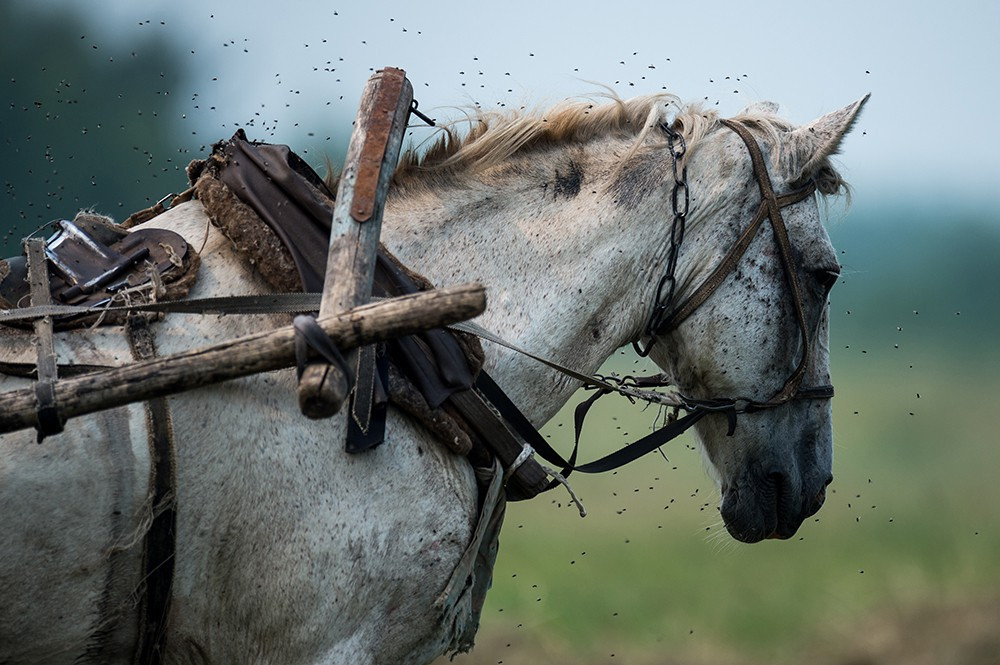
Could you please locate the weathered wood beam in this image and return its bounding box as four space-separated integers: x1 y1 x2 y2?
297 66 413 419
0 284 485 436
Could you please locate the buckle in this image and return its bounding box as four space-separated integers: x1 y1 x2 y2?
1 218 189 316
46 220 151 303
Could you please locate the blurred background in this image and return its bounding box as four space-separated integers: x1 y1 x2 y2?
3 1 998 663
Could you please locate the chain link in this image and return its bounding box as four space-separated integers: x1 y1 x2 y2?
633 122 690 357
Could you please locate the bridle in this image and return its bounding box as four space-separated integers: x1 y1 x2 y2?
469 117 839 489
635 117 836 414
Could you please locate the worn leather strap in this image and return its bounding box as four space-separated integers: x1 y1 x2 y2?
720 118 816 406
653 119 822 409
293 314 355 385
125 314 176 665
654 184 814 334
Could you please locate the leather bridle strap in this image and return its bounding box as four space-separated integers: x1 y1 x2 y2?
721 118 814 407
653 184 815 334
654 119 819 409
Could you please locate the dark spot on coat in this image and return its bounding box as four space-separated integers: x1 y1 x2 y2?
609 153 668 209
553 160 583 199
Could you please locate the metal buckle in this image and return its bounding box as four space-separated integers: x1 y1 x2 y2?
45 220 151 304
1 218 190 320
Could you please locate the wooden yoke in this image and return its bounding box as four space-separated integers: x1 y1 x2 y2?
297 67 413 419
0 285 486 435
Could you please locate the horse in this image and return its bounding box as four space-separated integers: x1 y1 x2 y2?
0 91 867 664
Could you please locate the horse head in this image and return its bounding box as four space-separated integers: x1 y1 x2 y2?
645 96 868 543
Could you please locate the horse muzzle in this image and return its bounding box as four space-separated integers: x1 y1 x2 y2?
720 471 832 544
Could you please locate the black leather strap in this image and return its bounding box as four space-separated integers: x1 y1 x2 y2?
125 314 176 665
474 372 707 484
33 380 63 440
293 314 355 385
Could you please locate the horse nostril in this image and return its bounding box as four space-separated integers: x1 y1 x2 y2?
811 476 833 514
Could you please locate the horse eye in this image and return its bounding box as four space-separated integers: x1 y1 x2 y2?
813 268 841 292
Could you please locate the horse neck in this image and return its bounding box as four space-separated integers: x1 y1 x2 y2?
380 140 668 425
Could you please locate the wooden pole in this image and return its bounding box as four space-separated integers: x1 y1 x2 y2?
25 238 65 438
297 67 413 419
0 284 485 436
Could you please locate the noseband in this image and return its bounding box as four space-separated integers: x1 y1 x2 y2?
639 118 835 412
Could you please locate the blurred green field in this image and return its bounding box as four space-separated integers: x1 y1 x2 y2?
445 349 1000 664
445 213 1000 664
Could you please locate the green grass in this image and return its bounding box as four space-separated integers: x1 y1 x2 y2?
449 341 1000 663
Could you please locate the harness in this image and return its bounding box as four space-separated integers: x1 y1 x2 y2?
654 119 833 409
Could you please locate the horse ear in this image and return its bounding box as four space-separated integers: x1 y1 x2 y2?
786 94 870 183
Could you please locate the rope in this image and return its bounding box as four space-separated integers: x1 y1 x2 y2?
504 442 587 517
504 443 535 478
537 461 587 518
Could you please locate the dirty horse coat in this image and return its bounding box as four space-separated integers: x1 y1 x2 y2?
0 92 867 664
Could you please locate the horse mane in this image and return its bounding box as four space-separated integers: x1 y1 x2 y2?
325 92 847 196
398 93 677 174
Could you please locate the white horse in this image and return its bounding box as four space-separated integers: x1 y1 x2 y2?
0 92 866 664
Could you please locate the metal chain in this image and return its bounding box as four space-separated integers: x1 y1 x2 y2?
633 122 689 357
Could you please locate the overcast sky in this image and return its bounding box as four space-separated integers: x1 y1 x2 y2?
35 0 1000 214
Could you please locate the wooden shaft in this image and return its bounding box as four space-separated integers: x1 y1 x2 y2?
25 238 65 439
25 239 58 384
25 239 57 380
297 67 413 419
0 284 485 436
